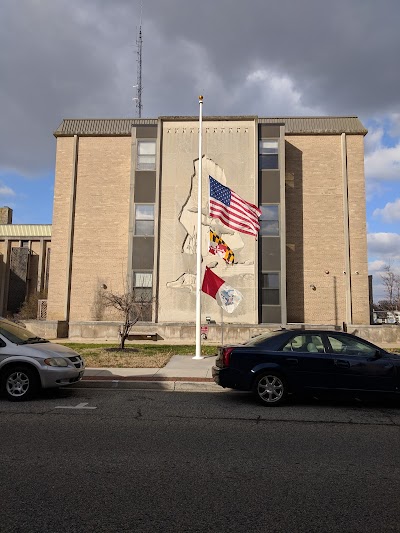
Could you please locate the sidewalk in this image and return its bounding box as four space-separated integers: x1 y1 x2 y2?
77 355 220 392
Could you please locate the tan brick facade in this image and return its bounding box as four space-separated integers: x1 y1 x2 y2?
286 135 369 325
47 137 131 321
46 116 370 330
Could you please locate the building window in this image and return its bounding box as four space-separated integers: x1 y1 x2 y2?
259 139 279 170
137 140 156 171
133 272 153 322
135 204 154 236
261 273 280 305
20 240 29 248
260 205 279 236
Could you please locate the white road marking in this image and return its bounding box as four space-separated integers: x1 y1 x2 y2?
55 402 97 410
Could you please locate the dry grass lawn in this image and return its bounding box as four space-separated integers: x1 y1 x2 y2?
61 343 218 368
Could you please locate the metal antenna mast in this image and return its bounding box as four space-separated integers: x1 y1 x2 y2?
134 1 143 118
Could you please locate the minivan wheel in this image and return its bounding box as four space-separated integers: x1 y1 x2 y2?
1 365 39 402
253 372 287 406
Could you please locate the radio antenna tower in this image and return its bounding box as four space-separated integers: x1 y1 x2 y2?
134 1 143 118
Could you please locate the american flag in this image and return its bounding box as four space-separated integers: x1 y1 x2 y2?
208 176 261 238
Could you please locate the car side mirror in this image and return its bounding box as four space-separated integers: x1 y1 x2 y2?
373 349 382 359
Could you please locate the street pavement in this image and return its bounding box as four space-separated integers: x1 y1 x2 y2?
2 388 400 532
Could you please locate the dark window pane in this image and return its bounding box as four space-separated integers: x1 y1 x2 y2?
135 220 154 235
260 220 279 236
260 205 279 221
259 154 279 170
262 289 279 305
262 273 279 289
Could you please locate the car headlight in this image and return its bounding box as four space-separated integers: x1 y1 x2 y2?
44 357 69 367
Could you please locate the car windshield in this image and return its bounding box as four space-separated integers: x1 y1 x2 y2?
0 319 48 345
245 330 285 346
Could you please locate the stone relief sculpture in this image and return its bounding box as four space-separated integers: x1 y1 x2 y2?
166 156 254 293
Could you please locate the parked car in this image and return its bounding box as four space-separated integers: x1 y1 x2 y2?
212 329 400 406
0 318 85 401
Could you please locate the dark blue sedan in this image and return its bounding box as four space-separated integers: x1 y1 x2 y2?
212 329 400 406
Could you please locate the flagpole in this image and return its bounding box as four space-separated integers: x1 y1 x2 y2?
221 305 224 346
193 95 204 360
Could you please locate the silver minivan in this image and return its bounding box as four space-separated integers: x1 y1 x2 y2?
0 318 85 401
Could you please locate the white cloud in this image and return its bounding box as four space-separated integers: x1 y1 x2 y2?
365 143 400 182
364 124 384 155
368 259 386 272
364 117 400 182
368 232 400 260
235 68 325 116
373 198 400 223
0 184 16 196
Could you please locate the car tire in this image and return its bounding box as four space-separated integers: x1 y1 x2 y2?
1 365 39 402
253 372 287 406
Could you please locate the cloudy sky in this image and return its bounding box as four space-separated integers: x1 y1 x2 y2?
1 0 400 302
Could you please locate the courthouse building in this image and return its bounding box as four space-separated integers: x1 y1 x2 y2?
44 115 370 339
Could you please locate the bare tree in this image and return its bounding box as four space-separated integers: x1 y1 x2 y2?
102 286 154 349
380 264 400 310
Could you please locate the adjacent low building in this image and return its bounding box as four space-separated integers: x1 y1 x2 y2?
43 115 370 340
0 207 51 318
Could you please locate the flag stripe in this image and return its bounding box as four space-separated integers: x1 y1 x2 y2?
210 200 260 233
208 176 261 238
218 197 261 229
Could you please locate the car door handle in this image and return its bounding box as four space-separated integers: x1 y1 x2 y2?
334 359 350 368
286 358 298 365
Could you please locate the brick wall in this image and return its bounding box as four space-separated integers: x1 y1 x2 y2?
286 134 369 325
47 136 132 322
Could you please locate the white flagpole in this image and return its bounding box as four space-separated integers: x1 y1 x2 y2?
193 95 204 360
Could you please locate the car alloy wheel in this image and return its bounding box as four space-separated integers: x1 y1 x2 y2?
2 366 38 402
254 372 286 406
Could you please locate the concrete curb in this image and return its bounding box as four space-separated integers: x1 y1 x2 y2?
71 379 222 392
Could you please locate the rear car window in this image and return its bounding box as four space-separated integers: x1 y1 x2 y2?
281 334 325 353
245 330 286 347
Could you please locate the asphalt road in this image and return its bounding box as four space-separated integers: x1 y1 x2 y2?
1 387 400 533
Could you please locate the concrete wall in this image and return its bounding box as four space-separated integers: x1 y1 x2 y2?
23 319 400 346
157 119 258 325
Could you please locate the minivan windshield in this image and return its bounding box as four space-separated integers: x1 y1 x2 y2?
0 319 48 345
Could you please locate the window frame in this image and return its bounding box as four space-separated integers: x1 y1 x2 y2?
261 271 280 306
136 139 156 171
134 204 155 236
259 204 280 237
259 138 279 170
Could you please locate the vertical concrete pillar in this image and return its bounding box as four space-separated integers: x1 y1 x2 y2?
0 239 11 315
341 133 352 325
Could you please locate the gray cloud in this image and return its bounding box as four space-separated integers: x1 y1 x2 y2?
2 0 400 175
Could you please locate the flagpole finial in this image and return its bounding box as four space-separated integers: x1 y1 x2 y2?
199 95 203 102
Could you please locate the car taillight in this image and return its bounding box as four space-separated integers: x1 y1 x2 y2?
222 347 234 367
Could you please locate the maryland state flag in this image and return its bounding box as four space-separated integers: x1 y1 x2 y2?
209 229 234 265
